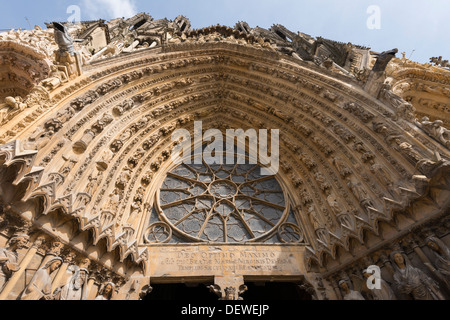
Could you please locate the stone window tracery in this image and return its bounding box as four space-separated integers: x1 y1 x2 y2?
156 156 299 244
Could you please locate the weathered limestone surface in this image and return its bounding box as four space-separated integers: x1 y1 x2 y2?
0 13 449 300
148 245 306 278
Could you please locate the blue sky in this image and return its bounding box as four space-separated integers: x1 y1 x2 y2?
1 0 448 64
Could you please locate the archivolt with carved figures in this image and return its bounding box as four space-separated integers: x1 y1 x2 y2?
0 19 449 300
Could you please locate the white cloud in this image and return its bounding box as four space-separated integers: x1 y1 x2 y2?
81 0 138 20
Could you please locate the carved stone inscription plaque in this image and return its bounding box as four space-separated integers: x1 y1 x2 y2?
148 245 306 277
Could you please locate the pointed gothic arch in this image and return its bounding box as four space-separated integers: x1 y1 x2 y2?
1 20 449 300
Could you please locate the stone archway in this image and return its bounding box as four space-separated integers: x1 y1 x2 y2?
1 20 449 300
0 28 55 100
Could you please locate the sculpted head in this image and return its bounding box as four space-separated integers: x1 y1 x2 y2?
339 280 350 292
79 257 91 269
9 234 29 250
102 282 115 299
79 269 88 282
4 96 17 108
426 237 445 253
104 284 112 294
399 142 411 150
427 240 439 252
46 257 63 273
224 287 236 300
362 269 371 279
393 252 405 268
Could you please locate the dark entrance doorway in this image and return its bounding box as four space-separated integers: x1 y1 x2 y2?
144 283 218 301
143 281 312 300
241 282 313 300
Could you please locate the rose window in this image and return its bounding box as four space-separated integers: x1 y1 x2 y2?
158 162 287 243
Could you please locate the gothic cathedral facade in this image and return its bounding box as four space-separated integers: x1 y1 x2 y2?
0 13 449 301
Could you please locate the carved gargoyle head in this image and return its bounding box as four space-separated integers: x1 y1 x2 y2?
372 48 398 72
53 22 75 55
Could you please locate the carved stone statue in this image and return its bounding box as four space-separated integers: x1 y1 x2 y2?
19 257 63 300
339 279 365 300
379 82 416 121
103 188 121 211
55 267 89 300
57 51 78 79
113 98 135 116
85 170 103 196
326 191 343 216
390 251 444 300
55 105 75 124
4 96 27 112
224 286 247 300
223 287 237 300
332 157 352 178
347 179 374 212
0 97 28 124
126 201 142 227
26 125 56 150
314 171 330 191
398 142 424 165
0 234 29 290
307 205 323 231
426 236 450 289
367 159 393 187
208 284 222 298
95 282 115 300
429 56 450 69
41 65 69 91
97 149 115 171
415 117 450 148
208 284 247 300
362 268 397 300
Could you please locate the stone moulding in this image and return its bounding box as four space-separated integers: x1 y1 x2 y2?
304 159 450 270
0 40 53 91
0 140 149 271
1 13 449 300
1 31 449 278
1 139 448 274
0 140 43 187
0 40 50 61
